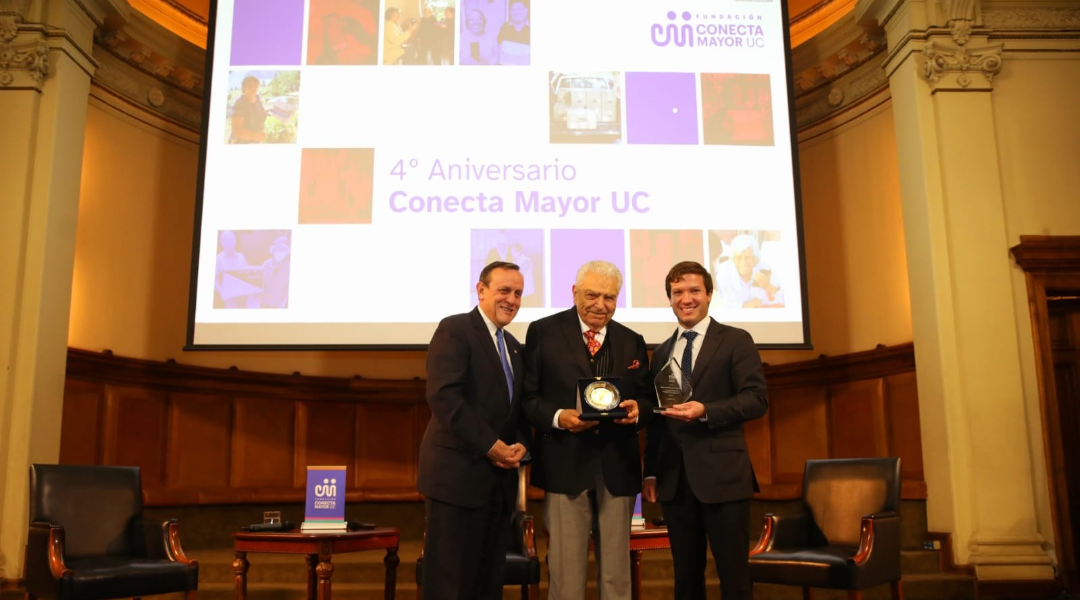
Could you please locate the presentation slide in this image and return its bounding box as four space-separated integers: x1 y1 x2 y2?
188 0 809 348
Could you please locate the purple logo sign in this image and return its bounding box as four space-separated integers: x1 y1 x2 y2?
651 11 694 47
305 466 346 522
651 11 767 49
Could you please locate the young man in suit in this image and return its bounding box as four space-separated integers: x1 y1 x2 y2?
643 260 769 600
523 260 653 599
417 261 532 600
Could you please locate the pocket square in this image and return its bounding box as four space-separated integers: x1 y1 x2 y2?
628 360 641 370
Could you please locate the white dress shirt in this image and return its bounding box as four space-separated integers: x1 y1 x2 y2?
478 307 513 378
671 316 712 387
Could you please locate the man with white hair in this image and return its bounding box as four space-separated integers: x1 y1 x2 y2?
522 260 654 599
714 234 784 308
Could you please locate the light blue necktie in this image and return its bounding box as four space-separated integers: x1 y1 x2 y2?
496 329 513 402
680 330 698 397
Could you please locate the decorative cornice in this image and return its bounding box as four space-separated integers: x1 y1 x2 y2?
982 6 1080 30
94 9 204 96
796 52 889 129
1010 235 1080 272
92 44 202 130
0 0 30 42
791 8 891 127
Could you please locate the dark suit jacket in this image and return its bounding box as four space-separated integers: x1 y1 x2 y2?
644 318 768 504
522 308 654 497
417 308 530 510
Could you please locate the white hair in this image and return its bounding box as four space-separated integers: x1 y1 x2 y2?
730 234 760 259
575 260 623 292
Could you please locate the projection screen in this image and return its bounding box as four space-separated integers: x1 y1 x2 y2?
187 0 809 349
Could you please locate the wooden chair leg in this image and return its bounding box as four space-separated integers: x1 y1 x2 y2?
416 583 423 598
184 590 197 600
520 583 528 600
891 580 904 600
848 591 863 600
25 594 37 600
528 582 539 600
803 587 812 600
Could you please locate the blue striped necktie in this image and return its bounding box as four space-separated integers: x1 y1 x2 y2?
681 330 698 397
497 329 513 402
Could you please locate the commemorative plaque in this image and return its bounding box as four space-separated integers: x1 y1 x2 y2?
578 377 628 420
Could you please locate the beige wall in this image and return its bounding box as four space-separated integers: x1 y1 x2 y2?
996 56 1080 563
767 100 912 365
70 98 428 379
70 92 914 377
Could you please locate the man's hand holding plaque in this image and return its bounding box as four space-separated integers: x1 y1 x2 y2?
577 377 631 421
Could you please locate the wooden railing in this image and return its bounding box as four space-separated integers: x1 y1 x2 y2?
61 343 924 506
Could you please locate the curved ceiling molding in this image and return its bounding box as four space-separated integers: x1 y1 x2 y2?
128 0 208 47
790 0 860 46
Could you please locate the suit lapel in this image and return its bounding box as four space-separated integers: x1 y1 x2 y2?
558 309 593 377
607 324 625 375
690 318 723 388
470 308 505 387
655 329 678 368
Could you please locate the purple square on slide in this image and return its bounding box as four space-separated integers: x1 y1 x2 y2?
231 0 304 66
625 72 699 145
550 230 626 309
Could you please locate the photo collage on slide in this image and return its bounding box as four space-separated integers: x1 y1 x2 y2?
217 0 786 313
548 69 775 146
468 229 787 311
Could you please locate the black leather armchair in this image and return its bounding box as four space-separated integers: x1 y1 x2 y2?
748 457 902 600
415 468 541 600
24 464 198 600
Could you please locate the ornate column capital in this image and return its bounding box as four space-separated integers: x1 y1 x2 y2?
0 1 48 90
855 0 1004 91
0 38 48 87
922 35 1002 90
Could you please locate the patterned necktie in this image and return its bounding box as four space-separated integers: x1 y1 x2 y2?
681 330 698 397
496 329 513 402
583 330 601 356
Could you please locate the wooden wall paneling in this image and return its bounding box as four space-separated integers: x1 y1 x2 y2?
296 401 358 485
744 404 772 487
355 403 420 499
166 392 233 491
885 372 924 480
828 378 888 459
62 343 925 504
104 385 168 487
768 386 829 484
231 396 296 489
59 379 106 464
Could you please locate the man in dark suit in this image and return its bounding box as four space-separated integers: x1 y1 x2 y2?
523 260 652 599
643 260 768 600
417 261 531 600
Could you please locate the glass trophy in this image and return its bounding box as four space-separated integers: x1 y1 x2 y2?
653 357 691 413
577 377 628 420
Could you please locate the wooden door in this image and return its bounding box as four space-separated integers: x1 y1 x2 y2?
1049 296 1080 588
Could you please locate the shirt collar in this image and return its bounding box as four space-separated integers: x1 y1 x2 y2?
478 307 500 338
577 314 607 338
677 316 711 340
